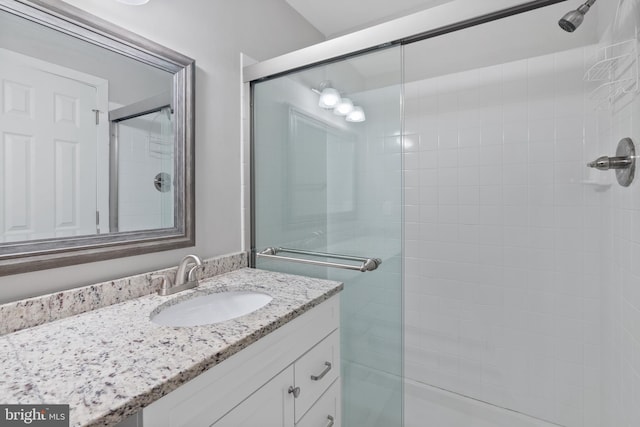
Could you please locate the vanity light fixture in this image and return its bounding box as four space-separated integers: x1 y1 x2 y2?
312 82 366 122
346 106 366 122
318 87 341 109
116 0 150 5
314 81 342 109
334 98 354 116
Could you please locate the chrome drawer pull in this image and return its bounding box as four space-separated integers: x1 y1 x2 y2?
311 362 332 381
326 415 335 427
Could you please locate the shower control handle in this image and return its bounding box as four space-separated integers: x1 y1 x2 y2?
586 137 636 187
587 155 632 170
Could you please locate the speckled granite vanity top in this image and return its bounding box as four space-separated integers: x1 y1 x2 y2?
0 268 342 427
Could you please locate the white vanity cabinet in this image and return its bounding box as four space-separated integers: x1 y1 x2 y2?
142 295 341 427
214 330 340 427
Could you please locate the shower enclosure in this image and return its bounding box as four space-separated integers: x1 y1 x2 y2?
109 99 175 233
251 47 404 427
248 0 640 426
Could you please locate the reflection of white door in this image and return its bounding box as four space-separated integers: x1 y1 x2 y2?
0 56 97 242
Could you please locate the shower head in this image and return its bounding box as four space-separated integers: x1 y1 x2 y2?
558 0 596 32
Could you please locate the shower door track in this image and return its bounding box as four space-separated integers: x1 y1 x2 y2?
243 0 567 83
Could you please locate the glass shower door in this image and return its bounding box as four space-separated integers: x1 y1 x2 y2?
110 106 174 233
252 46 403 426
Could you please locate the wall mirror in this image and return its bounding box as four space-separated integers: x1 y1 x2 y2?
0 0 195 275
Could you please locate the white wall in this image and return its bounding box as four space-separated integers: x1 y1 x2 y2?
0 0 324 303
0 10 171 107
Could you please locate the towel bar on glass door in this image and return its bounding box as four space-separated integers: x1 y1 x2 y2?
256 247 382 272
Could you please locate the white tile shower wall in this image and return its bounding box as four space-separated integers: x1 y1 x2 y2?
403 45 604 427
599 2 640 426
601 90 640 427
118 119 174 232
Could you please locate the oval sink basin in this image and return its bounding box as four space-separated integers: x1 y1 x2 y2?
151 291 273 327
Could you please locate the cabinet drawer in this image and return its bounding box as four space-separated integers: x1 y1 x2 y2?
295 330 340 421
295 379 340 427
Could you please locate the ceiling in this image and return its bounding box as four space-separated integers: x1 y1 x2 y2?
284 0 455 38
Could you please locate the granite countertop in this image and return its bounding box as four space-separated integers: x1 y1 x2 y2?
0 268 343 427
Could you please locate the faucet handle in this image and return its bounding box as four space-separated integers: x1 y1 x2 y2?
151 273 171 294
187 264 204 282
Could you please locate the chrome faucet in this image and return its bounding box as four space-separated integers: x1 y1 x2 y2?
176 254 203 286
155 254 203 296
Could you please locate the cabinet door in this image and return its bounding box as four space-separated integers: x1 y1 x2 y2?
212 366 295 427
296 379 341 427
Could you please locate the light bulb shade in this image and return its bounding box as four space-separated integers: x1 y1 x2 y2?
116 0 150 5
346 106 366 122
318 87 340 109
334 98 354 116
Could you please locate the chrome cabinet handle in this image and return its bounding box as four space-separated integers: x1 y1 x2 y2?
326 415 335 427
311 362 332 381
288 386 301 398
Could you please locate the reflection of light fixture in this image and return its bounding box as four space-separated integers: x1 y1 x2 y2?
116 0 150 5
312 81 365 123
318 87 341 109
346 106 365 122
334 98 354 116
